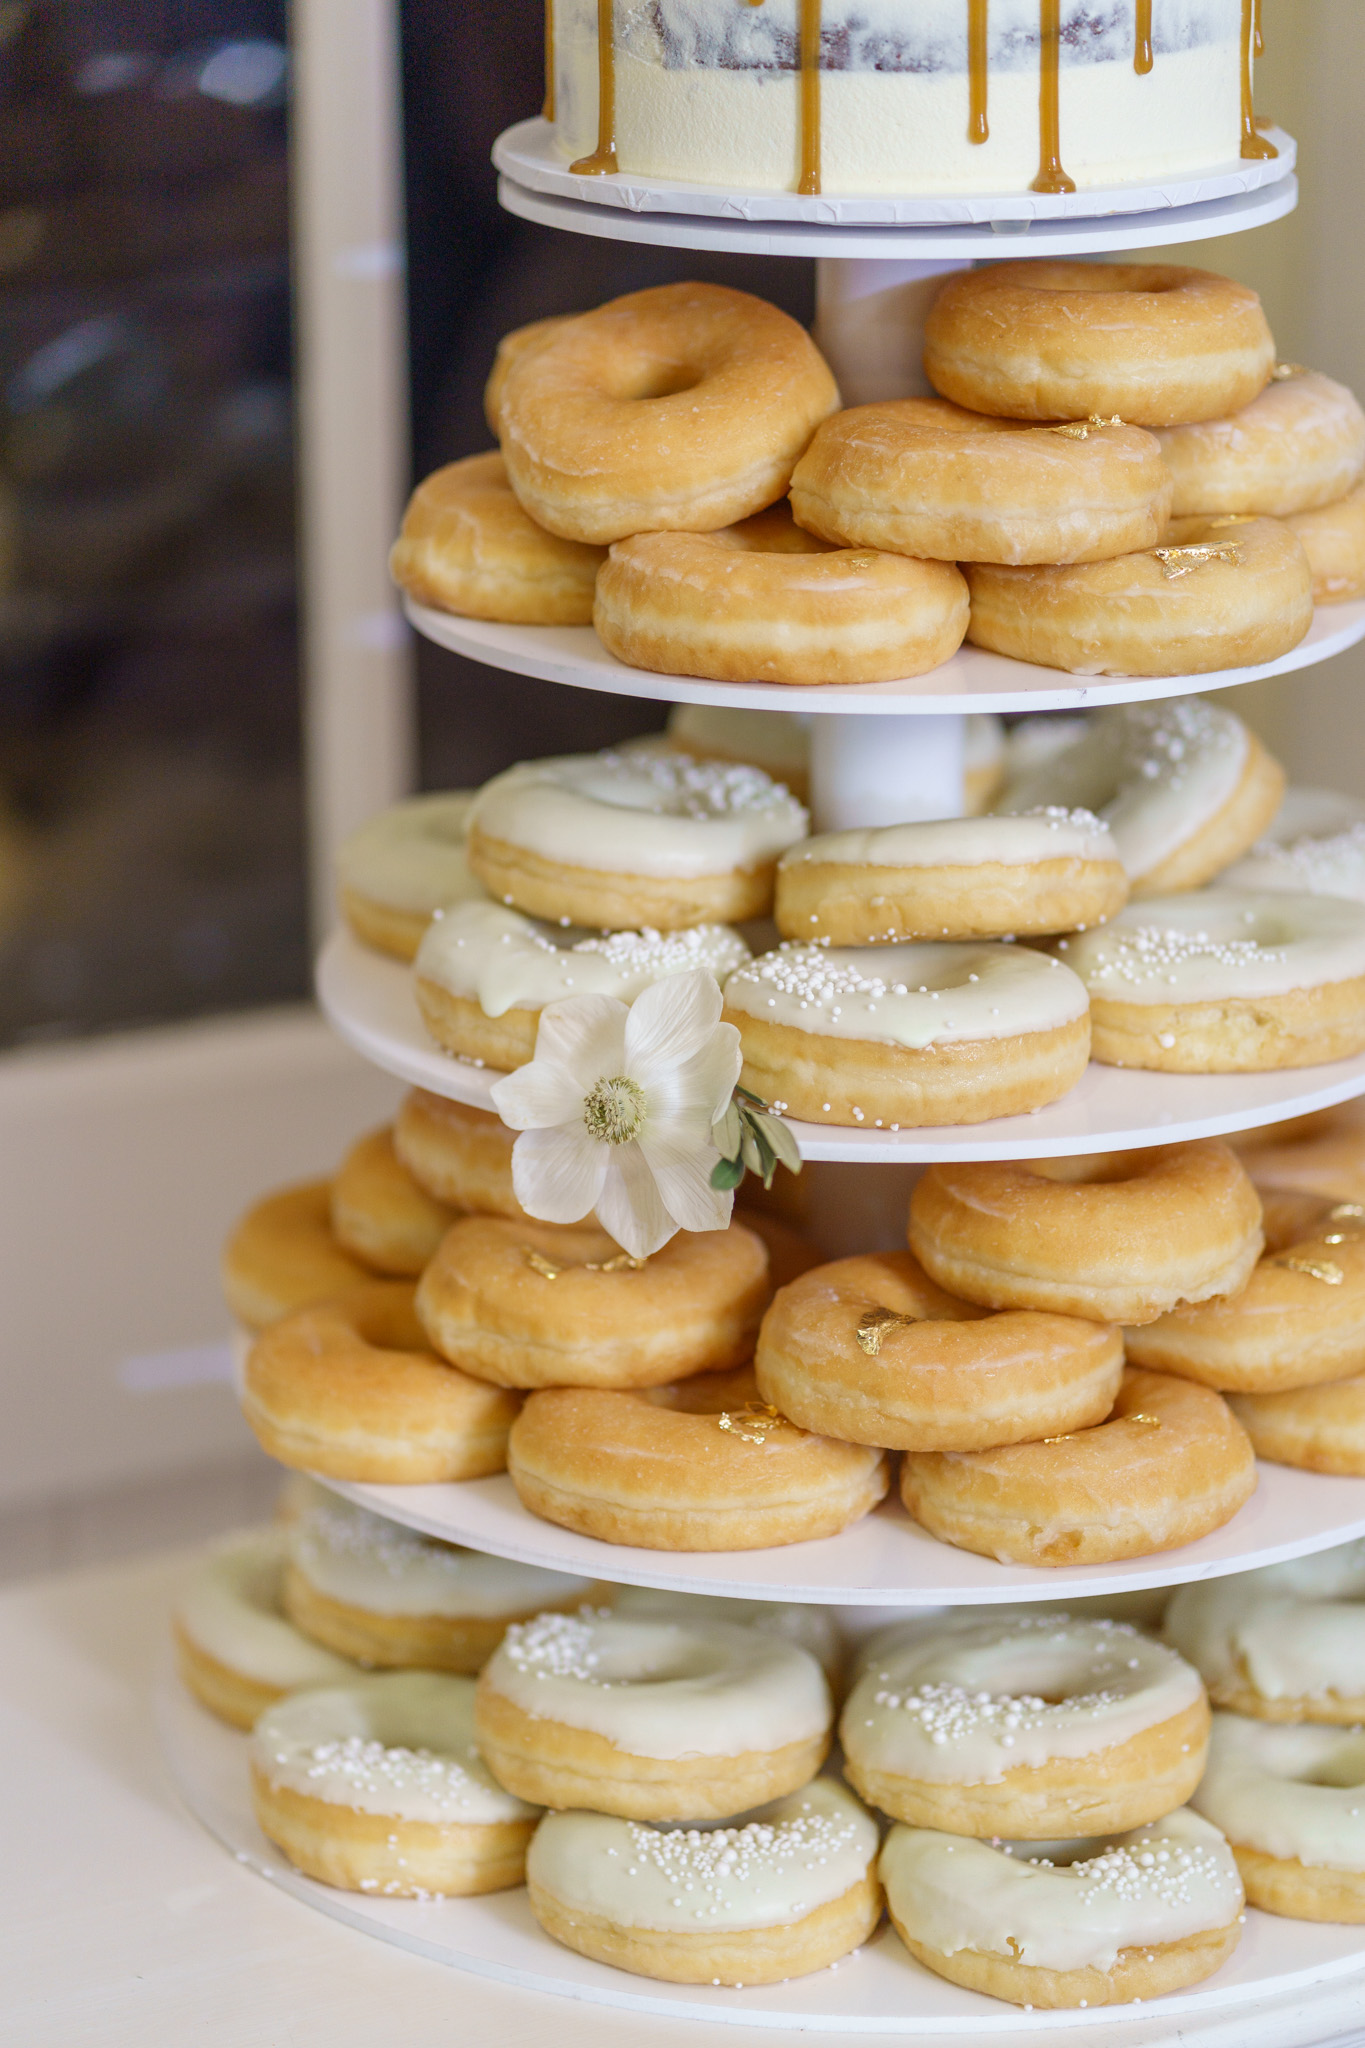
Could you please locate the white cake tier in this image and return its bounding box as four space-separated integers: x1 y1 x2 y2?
162 1673 1365 2036
317 929 1365 1164
405 595 1365 718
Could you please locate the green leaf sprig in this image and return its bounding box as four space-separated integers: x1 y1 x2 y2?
710 1084 803 1193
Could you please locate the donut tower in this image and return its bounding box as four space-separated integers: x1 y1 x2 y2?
163 8 1365 2041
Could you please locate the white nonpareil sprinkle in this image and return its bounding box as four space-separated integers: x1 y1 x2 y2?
298 1498 469 1582
273 1734 484 1807
1026 1837 1236 1911
569 925 745 972
501 1611 605 1683
871 1680 1126 1747
599 749 789 819
1084 924 1286 987
621 1804 858 1919
727 945 922 1009
1019 804 1110 835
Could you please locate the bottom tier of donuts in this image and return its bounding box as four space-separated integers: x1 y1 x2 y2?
169 1487 1365 2013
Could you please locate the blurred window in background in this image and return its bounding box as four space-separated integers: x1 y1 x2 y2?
0 0 304 1046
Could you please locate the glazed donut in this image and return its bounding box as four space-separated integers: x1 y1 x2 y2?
753 1251 1122 1451
475 1608 832 1819
1126 1195 1365 1393
909 1142 1264 1325
497 282 840 543
527 1779 880 1986
393 1088 525 1218
774 808 1126 947
881 1808 1244 2010
467 749 809 931
609 1585 843 1685
1285 482 1365 603
593 503 968 686
281 1489 593 1671
1223 796 1365 904
900 1367 1258 1567
241 1280 520 1482
483 313 574 437
721 939 1091 1130
1165 1543 1365 1721
1155 370 1365 519
413 899 750 1070
1234 1094 1365 1206
790 398 1172 566
251 1672 538 1896
329 1127 457 1276
221 1180 372 1332
662 705 811 803
840 1614 1208 1836
966 517 1314 678
1230 1372 1365 1477
924 263 1275 428
173 1528 360 1730
389 452 605 623
415 1217 770 1391
1193 1714 1365 1922
1056 888 1365 1071
507 1364 888 1550
335 791 484 962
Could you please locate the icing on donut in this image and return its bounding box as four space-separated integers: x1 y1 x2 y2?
780 808 1115 877
470 751 809 880
176 1529 358 1692
481 1610 830 1759
528 1778 877 1934
881 1808 1242 1975
1194 1714 1365 1871
609 1585 842 1681
722 940 1089 1050
415 900 751 1016
252 1671 537 1826
1223 804 1365 903
1057 890 1365 1004
1165 1543 1365 1715
336 793 483 918
290 1490 592 1620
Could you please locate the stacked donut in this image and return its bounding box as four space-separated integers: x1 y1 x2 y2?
391 265 1363 689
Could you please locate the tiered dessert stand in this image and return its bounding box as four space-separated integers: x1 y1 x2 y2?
164 111 1365 2048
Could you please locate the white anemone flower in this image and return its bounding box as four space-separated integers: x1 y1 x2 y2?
489 968 743 1260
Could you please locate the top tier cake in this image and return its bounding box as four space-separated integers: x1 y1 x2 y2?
549 0 1270 197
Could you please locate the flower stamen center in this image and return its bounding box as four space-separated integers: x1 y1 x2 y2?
583 1074 646 1145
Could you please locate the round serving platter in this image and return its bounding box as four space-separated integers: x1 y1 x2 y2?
161 1673 1365 2039
405 597 1365 719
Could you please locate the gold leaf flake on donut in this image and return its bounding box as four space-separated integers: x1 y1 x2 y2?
717 1403 789 1445
1041 415 1124 440
524 1249 565 1279
1272 362 1308 381
1277 1256 1345 1285
523 1247 645 1279
856 1306 921 1356
1123 1412 1163 1429
1150 542 1245 579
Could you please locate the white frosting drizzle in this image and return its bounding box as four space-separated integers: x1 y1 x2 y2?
997 699 1250 883
609 1586 842 1678
1194 1713 1365 1871
251 1671 538 1824
481 1611 831 1761
1165 1542 1365 1705
780 808 1115 876
414 898 751 1016
843 1616 1202 1786
469 751 809 880
722 939 1088 1050
289 1491 592 1620
1222 791 1365 904
335 792 484 915
527 1777 875 1933
880 1808 1242 1974
1057 889 1365 1003
176 1529 360 1690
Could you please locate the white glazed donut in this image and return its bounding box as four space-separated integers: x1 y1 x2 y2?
467 750 809 931
251 1671 539 1896
774 809 1126 946
413 899 751 1069
1165 1543 1365 1722
840 1614 1208 1838
1056 889 1365 1071
608 1585 843 1685
1222 786 1365 904
1155 370 1365 519
173 1528 360 1730
475 1608 832 1820
336 792 485 961
1192 1712 1365 1920
881 1808 1244 2009
722 939 1091 1128
996 698 1284 896
282 1489 594 1671
527 1778 881 1986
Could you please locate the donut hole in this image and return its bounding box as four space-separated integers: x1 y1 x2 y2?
1022 1151 1149 1188
610 356 705 404
343 1289 431 1356
716 504 833 557
644 1365 762 1415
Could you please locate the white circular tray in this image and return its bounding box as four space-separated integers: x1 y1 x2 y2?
162 1673 1365 2039
497 169 1298 260
494 116 1294 229
405 597 1365 718
316 928 1365 1165
329 1466 1365 1609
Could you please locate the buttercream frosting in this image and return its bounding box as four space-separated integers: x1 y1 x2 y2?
1057 888 1365 1003
335 792 484 916
176 1528 359 1691
1193 1712 1365 1871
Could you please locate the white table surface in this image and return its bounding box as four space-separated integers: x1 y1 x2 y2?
8 1546 1365 2048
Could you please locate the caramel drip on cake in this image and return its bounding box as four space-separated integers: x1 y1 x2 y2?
543 0 555 120
968 0 990 143
1239 0 1277 160
1033 0 1076 194
798 0 823 195
1134 0 1153 74
571 0 618 175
